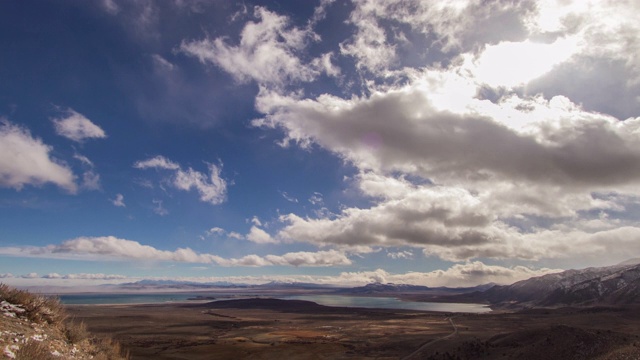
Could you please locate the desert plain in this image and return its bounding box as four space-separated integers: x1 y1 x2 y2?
66 298 640 360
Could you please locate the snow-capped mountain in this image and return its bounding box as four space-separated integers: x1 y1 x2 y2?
479 262 640 307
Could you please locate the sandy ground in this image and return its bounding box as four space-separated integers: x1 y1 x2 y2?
66 300 640 360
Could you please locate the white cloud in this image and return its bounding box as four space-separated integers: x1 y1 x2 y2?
42 273 62 279
308 0 336 27
387 250 413 260
252 59 640 264
111 194 126 207
0 120 76 192
180 6 326 86
59 273 128 280
328 262 560 287
246 226 278 244
264 249 350 267
206 227 225 236
151 53 175 71
5 261 559 288
464 38 579 88
280 191 298 203
205 227 245 240
135 156 227 205
102 0 120 14
255 76 640 194
308 192 324 205
526 1 640 82
0 236 350 267
52 108 106 142
81 170 101 191
250 216 263 227
311 52 341 77
173 164 226 205
72 152 101 192
278 180 505 255
73 154 93 167
339 4 397 73
134 155 180 170
339 0 531 73
152 199 168 216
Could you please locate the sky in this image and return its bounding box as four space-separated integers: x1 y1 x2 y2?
1 0 640 288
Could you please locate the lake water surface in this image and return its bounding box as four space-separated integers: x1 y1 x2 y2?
283 295 490 313
59 293 490 313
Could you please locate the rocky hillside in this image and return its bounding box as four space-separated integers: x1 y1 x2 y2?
480 262 640 308
1 284 127 359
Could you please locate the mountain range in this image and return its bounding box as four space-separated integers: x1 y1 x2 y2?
49 259 640 309
456 260 640 308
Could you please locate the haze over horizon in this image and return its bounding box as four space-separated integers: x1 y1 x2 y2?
1 0 640 289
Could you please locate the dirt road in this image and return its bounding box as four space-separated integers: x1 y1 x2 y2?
402 316 458 360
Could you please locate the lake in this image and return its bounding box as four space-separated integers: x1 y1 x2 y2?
58 292 491 313
284 295 490 313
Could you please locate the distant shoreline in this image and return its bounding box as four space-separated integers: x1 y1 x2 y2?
58 292 491 313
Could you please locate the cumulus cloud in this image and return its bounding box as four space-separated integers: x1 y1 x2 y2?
228 232 244 240
246 226 278 244
180 6 333 86
525 0 640 82
263 249 350 267
173 262 556 287
340 0 532 73
387 250 413 260
135 155 227 205
206 227 225 236
52 108 106 142
254 76 640 193
0 120 76 192
42 273 62 279
463 38 579 88
252 42 640 264
0 236 350 267
174 165 226 205
279 181 497 248
329 262 560 287
205 227 244 240
9 261 556 287
111 193 126 207
134 155 180 170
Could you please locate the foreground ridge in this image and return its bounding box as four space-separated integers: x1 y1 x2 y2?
0 284 128 360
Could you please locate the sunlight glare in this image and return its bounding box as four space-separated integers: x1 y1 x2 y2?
469 37 579 88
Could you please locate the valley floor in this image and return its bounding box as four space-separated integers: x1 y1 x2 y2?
67 300 640 360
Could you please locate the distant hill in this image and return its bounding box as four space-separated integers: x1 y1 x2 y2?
618 258 640 266
114 279 249 290
254 281 336 289
334 282 495 296
462 262 640 308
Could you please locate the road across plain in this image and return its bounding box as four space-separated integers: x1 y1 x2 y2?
401 316 459 360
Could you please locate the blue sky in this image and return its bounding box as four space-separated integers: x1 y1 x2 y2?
2 0 640 288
